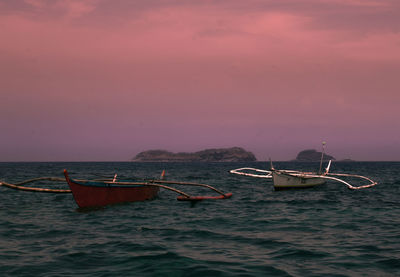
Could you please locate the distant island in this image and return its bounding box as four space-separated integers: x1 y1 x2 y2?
132 147 257 162
339 158 355 162
294 149 335 162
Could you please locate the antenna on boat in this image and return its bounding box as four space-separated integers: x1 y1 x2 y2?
319 141 326 174
269 158 275 171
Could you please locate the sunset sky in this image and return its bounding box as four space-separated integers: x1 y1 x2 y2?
1 0 399 161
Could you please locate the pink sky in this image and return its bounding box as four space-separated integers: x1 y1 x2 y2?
1 0 399 161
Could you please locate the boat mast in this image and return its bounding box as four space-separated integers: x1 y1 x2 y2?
319 141 326 174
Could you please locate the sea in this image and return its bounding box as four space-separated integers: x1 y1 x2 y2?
0 161 399 277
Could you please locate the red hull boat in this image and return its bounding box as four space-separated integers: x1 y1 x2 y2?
64 170 159 208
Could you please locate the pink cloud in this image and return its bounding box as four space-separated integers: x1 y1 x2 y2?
24 0 46 9
335 33 400 61
324 0 390 8
55 0 97 18
22 0 97 18
2 3 399 65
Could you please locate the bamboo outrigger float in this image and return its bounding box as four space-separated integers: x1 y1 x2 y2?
0 170 232 208
230 143 377 190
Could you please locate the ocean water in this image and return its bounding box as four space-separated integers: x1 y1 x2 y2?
0 161 399 277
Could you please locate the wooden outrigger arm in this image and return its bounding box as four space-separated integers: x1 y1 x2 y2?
324 173 377 189
0 177 71 193
229 168 273 178
150 180 228 196
0 175 233 201
148 180 232 201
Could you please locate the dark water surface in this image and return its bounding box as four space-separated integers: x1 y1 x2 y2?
0 162 399 276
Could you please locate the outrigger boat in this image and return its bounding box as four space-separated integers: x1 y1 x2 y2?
0 170 232 208
64 170 160 208
230 143 377 190
230 162 328 190
270 162 328 190
64 170 232 208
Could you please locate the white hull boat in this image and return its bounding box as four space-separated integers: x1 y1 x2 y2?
272 170 326 190
230 143 377 191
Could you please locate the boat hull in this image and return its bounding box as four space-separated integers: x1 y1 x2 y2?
64 171 159 208
272 171 326 190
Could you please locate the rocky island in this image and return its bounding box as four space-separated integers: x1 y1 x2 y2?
132 147 257 162
295 149 335 162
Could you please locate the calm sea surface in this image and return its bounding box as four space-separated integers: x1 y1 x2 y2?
0 162 399 276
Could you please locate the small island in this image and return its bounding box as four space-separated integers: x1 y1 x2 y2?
294 149 335 162
132 147 257 162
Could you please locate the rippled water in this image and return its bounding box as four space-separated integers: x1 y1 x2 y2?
0 162 399 276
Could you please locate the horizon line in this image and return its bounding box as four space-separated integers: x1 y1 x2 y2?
0 160 399 163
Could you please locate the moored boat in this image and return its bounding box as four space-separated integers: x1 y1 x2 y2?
230 143 377 190
1 170 232 208
272 170 326 190
64 170 159 208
